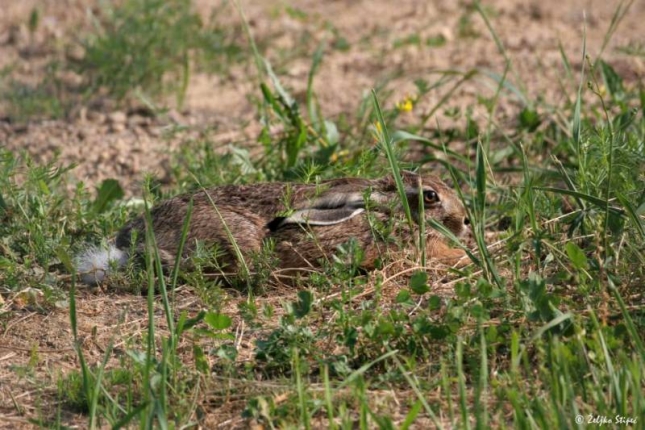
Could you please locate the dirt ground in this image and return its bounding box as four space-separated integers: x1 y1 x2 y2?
1 0 644 427
1 0 643 195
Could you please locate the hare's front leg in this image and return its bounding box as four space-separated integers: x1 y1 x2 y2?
426 238 469 266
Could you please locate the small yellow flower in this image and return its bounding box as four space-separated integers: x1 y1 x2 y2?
371 121 383 142
331 149 350 163
396 95 415 113
598 84 607 97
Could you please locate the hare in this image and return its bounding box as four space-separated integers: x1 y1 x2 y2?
76 172 470 284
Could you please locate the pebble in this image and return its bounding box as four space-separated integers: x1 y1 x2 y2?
108 111 127 124
107 111 127 132
87 111 106 124
109 122 126 133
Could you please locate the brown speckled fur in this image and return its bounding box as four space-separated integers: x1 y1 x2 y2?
115 172 469 275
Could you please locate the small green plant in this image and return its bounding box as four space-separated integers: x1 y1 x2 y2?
27 7 40 53
0 70 65 121
76 0 233 106
2 0 645 427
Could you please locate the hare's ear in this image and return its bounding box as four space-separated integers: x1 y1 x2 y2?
267 207 365 231
308 192 365 209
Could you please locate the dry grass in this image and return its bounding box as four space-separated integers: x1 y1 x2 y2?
1 0 644 428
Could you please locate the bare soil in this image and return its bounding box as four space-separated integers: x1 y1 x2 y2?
1 0 643 427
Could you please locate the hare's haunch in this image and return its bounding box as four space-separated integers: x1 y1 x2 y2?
76 172 470 284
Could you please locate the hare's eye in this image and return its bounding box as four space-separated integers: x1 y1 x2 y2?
423 190 440 204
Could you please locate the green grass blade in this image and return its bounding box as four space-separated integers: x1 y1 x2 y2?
475 325 489 428
597 1 634 61
474 1 527 105
615 192 645 239
572 24 586 149
391 130 470 164
420 69 478 128
306 42 325 129
456 337 471 430
530 312 573 341
170 198 193 297
400 400 422 430
232 0 264 84
535 187 624 216
607 278 645 361
418 182 426 266
323 365 337 430
371 89 414 229
388 347 442 428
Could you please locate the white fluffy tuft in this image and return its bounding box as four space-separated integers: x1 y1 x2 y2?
75 243 128 285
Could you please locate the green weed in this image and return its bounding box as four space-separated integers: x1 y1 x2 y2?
0 65 66 121
75 0 235 107
1 1 644 428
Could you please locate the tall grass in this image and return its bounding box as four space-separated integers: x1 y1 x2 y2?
0 0 643 428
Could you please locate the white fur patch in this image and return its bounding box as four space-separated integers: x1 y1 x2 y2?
75 244 128 285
